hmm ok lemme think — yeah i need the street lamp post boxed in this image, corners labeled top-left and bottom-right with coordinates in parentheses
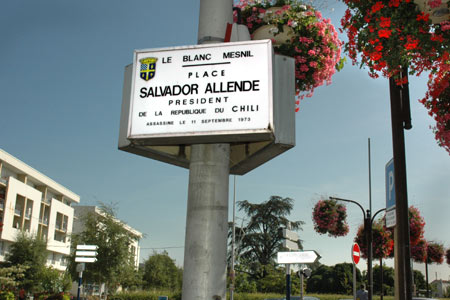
top-left (329, 197), bottom-right (386, 300)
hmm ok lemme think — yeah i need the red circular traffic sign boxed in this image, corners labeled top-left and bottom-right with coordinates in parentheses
top-left (352, 243), bottom-right (361, 265)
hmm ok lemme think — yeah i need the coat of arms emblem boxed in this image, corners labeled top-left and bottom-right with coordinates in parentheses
top-left (139, 57), bottom-right (157, 81)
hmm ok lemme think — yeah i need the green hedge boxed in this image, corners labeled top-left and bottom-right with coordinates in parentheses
top-left (109, 291), bottom-right (181, 300)
top-left (109, 292), bottom-right (400, 300)
top-left (0, 291), bottom-right (15, 300)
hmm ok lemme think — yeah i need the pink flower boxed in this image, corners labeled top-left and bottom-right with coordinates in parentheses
top-left (308, 49), bottom-right (316, 56)
top-left (428, 0), bottom-right (442, 8)
top-left (300, 64), bottom-right (309, 72)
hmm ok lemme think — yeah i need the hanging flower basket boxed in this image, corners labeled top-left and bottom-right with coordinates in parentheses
top-left (235, 0), bottom-right (345, 106)
top-left (312, 199), bottom-right (349, 237)
top-left (411, 239), bottom-right (427, 262)
top-left (427, 241), bottom-right (445, 263)
top-left (419, 53), bottom-right (450, 154)
top-left (354, 219), bottom-right (393, 259)
top-left (446, 248), bottom-right (450, 265)
top-left (409, 206), bottom-right (426, 246)
top-left (340, 0), bottom-right (450, 153)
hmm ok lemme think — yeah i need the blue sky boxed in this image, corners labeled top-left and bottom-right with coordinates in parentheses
top-left (1, 0), bottom-right (449, 282)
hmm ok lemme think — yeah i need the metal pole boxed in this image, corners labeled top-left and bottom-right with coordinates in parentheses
top-left (181, 1), bottom-right (232, 300)
top-left (368, 138), bottom-right (372, 213)
top-left (389, 71), bottom-right (413, 300)
top-left (425, 260), bottom-right (430, 297)
top-left (286, 264), bottom-right (291, 300)
top-left (366, 210), bottom-right (373, 300)
top-left (353, 263), bottom-right (357, 300)
top-left (77, 271), bottom-right (82, 300)
top-left (230, 175), bottom-right (237, 300)
top-left (182, 144), bottom-right (231, 300)
top-left (381, 257), bottom-right (384, 300)
top-left (301, 269), bottom-right (304, 300)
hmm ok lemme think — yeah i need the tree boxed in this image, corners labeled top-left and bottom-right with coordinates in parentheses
top-left (68, 204), bottom-right (138, 293)
top-left (143, 251), bottom-right (182, 291)
top-left (413, 270), bottom-right (426, 292)
top-left (6, 231), bottom-right (47, 292)
top-left (231, 196), bottom-right (304, 280)
top-left (372, 265), bottom-right (395, 296)
top-left (39, 267), bottom-right (72, 294)
top-left (306, 263), bottom-right (361, 294)
top-left (0, 264), bottom-right (27, 291)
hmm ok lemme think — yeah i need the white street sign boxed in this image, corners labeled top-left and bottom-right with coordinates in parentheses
top-left (386, 207), bottom-right (396, 228)
top-left (76, 251), bottom-right (97, 257)
top-left (76, 245), bottom-right (98, 251)
top-left (283, 239), bottom-right (299, 251)
top-left (128, 40), bottom-right (273, 140)
top-left (277, 250), bottom-right (320, 264)
top-left (281, 229), bottom-right (299, 242)
top-left (75, 257), bottom-right (97, 263)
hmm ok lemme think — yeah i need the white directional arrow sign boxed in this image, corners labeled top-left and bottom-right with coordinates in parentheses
top-left (75, 245), bottom-right (98, 263)
top-left (277, 250), bottom-right (321, 264)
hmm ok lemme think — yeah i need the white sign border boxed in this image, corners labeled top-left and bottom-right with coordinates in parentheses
top-left (127, 40), bottom-right (274, 142)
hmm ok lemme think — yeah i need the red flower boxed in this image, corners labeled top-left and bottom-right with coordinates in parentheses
top-left (371, 52), bottom-right (383, 61)
top-left (388, 0), bottom-right (400, 7)
top-left (405, 36), bottom-right (419, 50)
top-left (379, 16), bottom-right (391, 28)
top-left (417, 12), bottom-right (430, 22)
top-left (378, 29), bottom-right (392, 38)
top-left (371, 1), bottom-right (384, 13)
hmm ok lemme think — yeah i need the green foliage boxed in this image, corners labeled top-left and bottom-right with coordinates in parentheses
top-left (413, 270), bottom-right (426, 292)
top-left (68, 203), bottom-right (139, 291)
top-left (143, 251), bottom-right (182, 291)
top-left (372, 264), bottom-right (395, 296)
top-left (0, 291), bottom-right (15, 300)
top-left (306, 263), bottom-right (361, 294)
top-left (39, 268), bottom-right (72, 294)
top-left (109, 291), bottom-right (179, 300)
top-left (232, 196), bottom-right (304, 282)
top-left (0, 264), bottom-right (27, 290)
top-left (233, 272), bottom-right (257, 293)
top-left (5, 231), bottom-right (47, 291)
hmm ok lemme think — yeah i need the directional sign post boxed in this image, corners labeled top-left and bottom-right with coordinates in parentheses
top-left (280, 227), bottom-right (301, 300)
top-left (277, 250), bottom-right (321, 264)
top-left (75, 245), bottom-right (97, 300)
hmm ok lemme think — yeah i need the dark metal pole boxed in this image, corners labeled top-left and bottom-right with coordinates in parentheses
top-left (366, 210), bottom-right (373, 300)
top-left (389, 69), bottom-right (413, 300)
top-left (425, 260), bottom-right (430, 297)
top-left (381, 257), bottom-right (384, 300)
top-left (77, 272), bottom-right (82, 300)
top-left (286, 265), bottom-right (291, 300)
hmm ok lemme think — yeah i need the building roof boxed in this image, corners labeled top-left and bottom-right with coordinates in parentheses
top-left (74, 205), bottom-right (143, 239)
top-left (0, 148), bottom-right (80, 203)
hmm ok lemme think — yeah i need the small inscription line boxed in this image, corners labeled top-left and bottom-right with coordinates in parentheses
top-left (182, 62), bottom-right (231, 67)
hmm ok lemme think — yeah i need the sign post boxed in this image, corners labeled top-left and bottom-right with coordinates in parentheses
top-left (75, 245), bottom-right (97, 300)
top-left (352, 243), bottom-right (361, 300)
top-left (118, 1), bottom-right (295, 299)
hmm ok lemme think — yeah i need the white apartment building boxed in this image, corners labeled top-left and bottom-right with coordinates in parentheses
top-left (72, 206), bottom-right (142, 268)
top-left (0, 149), bottom-right (80, 271)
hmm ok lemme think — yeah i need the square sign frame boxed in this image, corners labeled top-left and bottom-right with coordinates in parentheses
top-left (119, 41), bottom-right (295, 175)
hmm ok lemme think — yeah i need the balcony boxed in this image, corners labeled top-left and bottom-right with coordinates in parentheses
top-left (0, 177), bottom-right (7, 186)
